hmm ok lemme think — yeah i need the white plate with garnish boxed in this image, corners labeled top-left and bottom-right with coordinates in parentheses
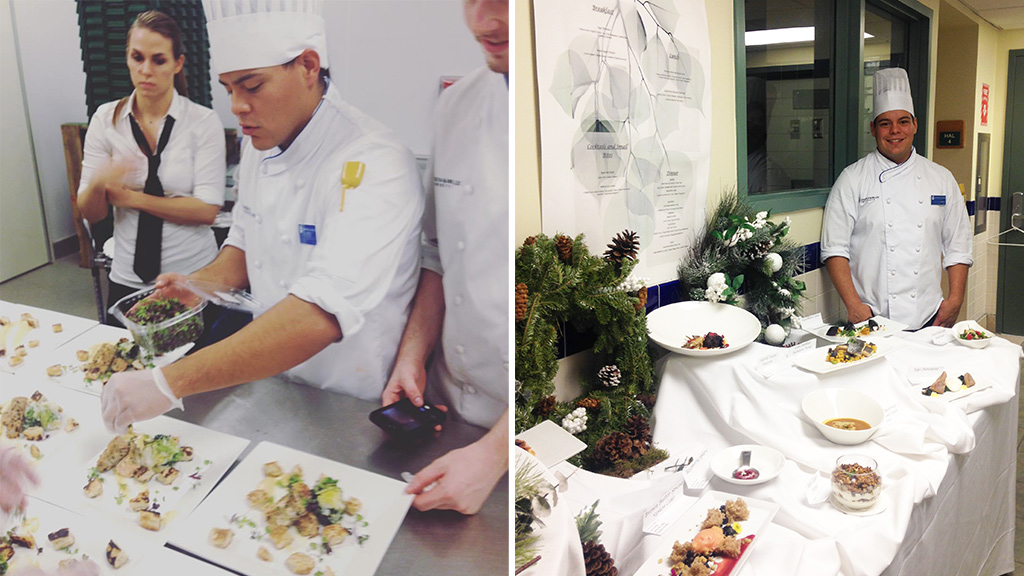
top-left (0, 302), bottom-right (97, 373)
top-left (633, 490), bottom-right (778, 576)
top-left (710, 445), bottom-right (786, 485)
top-left (0, 380), bottom-right (102, 463)
top-left (168, 441), bottom-right (413, 576)
top-left (805, 316), bottom-right (907, 344)
top-left (647, 302), bottom-right (763, 357)
top-left (951, 320), bottom-right (994, 349)
top-left (31, 416), bottom-right (249, 546)
top-left (791, 338), bottom-right (906, 375)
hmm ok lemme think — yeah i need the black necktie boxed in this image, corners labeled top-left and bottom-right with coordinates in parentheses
top-left (128, 114), bottom-right (175, 283)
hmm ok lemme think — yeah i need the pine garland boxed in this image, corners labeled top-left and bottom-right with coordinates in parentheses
top-left (677, 190), bottom-right (806, 337)
top-left (515, 232), bottom-right (663, 474)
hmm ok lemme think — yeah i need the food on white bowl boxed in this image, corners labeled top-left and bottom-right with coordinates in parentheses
top-left (951, 320), bottom-right (993, 349)
top-left (710, 445), bottom-right (786, 485)
top-left (831, 455), bottom-right (882, 510)
top-left (801, 389), bottom-right (884, 445)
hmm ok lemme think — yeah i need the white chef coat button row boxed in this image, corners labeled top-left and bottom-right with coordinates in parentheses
top-left (256, 215), bottom-right (263, 224)
top-left (279, 280), bottom-right (288, 289)
top-left (890, 271), bottom-right (896, 276)
top-left (919, 199), bottom-right (924, 204)
top-left (455, 345), bottom-right (465, 354)
top-left (456, 241), bottom-right (465, 251)
top-left (888, 222), bottom-right (894, 228)
top-left (911, 293), bottom-right (917, 298)
top-left (280, 235), bottom-right (291, 245)
top-left (917, 222), bottom-right (923, 228)
top-left (254, 260), bottom-right (263, 270)
top-left (502, 362), bottom-right (509, 371)
top-left (886, 198), bottom-right (892, 204)
top-left (915, 247), bottom-right (921, 252)
top-left (464, 185), bottom-right (473, 194)
top-left (889, 246), bottom-right (895, 252)
top-left (453, 295), bottom-right (463, 306)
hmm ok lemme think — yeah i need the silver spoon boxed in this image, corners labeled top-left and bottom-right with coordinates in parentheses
top-left (733, 450), bottom-right (760, 480)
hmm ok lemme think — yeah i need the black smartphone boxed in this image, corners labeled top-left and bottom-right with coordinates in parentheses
top-left (369, 398), bottom-right (446, 438)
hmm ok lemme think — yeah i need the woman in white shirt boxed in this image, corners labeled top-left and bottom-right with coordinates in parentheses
top-left (78, 10), bottom-right (225, 325)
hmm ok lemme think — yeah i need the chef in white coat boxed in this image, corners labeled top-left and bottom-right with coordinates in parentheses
top-left (821, 67), bottom-right (972, 330)
top-left (101, 0), bottom-right (423, 432)
top-left (382, 0), bottom-right (508, 515)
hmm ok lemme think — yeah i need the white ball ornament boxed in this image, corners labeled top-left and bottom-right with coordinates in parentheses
top-left (764, 323), bottom-right (786, 345)
top-left (765, 253), bottom-right (783, 273)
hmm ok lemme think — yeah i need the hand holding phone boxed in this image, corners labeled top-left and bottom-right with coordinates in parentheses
top-left (370, 398), bottom-right (447, 439)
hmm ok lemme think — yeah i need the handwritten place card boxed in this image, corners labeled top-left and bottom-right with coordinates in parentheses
top-left (642, 475), bottom-right (689, 535)
top-left (755, 339), bottom-right (817, 378)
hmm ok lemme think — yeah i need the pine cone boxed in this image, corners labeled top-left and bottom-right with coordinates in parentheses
top-left (555, 235), bottom-right (573, 263)
top-left (625, 415), bottom-right (652, 457)
top-left (603, 230), bottom-right (640, 265)
top-left (576, 397), bottom-right (601, 411)
top-left (523, 236), bottom-right (537, 246)
top-left (597, 365), bottom-right (621, 388)
top-left (744, 239), bottom-right (773, 259)
top-left (633, 286), bottom-right (648, 312)
top-left (533, 395), bottom-right (556, 417)
top-left (635, 393), bottom-right (657, 409)
top-left (591, 432), bottom-right (634, 467)
top-left (582, 540), bottom-right (619, 576)
top-left (515, 283), bottom-right (529, 322)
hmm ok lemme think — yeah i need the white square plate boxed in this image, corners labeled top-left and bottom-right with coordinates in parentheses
top-left (805, 316), bottom-right (908, 344)
top-left (633, 490), bottom-right (779, 576)
top-left (515, 420), bottom-right (587, 468)
top-left (168, 441), bottom-right (413, 576)
top-left (0, 302), bottom-right (97, 373)
top-left (30, 416), bottom-right (249, 545)
top-left (0, 379), bottom-right (103, 463)
top-left (791, 338), bottom-right (906, 374)
top-left (31, 324), bottom-right (189, 396)
top-left (2, 496), bottom-right (161, 575)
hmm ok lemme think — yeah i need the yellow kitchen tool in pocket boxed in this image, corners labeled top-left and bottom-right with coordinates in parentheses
top-left (340, 161), bottom-right (366, 211)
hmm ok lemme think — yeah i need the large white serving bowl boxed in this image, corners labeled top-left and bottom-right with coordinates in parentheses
top-left (951, 320), bottom-right (994, 349)
top-left (646, 301), bottom-right (762, 356)
top-left (801, 389), bottom-right (884, 445)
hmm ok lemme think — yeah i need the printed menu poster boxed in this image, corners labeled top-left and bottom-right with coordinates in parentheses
top-left (534, 0), bottom-right (712, 282)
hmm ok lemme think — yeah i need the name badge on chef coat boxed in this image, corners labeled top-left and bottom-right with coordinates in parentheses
top-left (931, 195), bottom-right (946, 206)
top-left (298, 224), bottom-right (317, 245)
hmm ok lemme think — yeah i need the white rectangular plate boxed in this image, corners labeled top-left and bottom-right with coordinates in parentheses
top-left (31, 324), bottom-right (189, 396)
top-left (168, 441), bottom-right (413, 576)
top-left (791, 338), bottom-right (906, 374)
top-left (30, 416), bottom-right (249, 545)
top-left (515, 419), bottom-right (587, 468)
top-left (0, 379), bottom-right (103, 464)
top-left (131, 545), bottom-right (238, 575)
top-left (0, 302), bottom-right (97, 373)
top-left (805, 316), bottom-right (908, 344)
top-left (633, 490), bottom-right (779, 576)
top-left (909, 367), bottom-right (993, 402)
top-left (1, 496), bottom-right (161, 575)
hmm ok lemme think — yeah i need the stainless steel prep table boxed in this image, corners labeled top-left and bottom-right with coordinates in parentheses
top-left (169, 376), bottom-right (509, 575)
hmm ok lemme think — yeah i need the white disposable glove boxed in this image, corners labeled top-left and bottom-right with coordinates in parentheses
top-left (101, 366), bottom-right (183, 433)
top-left (0, 445), bottom-right (38, 513)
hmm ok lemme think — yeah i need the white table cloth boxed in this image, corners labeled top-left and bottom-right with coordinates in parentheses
top-left (521, 327), bottom-right (1021, 576)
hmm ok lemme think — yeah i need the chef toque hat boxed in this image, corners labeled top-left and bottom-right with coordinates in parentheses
top-left (203, 0), bottom-right (329, 75)
top-left (872, 67), bottom-right (914, 120)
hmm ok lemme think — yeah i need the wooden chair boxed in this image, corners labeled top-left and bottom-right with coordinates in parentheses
top-left (61, 123), bottom-right (239, 323)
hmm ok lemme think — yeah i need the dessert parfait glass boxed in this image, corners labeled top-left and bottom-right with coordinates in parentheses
top-left (830, 454), bottom-right (882, 511)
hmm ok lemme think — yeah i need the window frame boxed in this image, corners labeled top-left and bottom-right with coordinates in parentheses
top-left (735, 0), bottom-right (933, 213)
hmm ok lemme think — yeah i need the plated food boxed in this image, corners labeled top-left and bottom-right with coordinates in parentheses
top-left (77, 337), bottom-right (154, 386)
top-left (831, 455), bottom-right (882, 511)
top-left (801, 389), bottom-right (884, 445)
top-left (646, 302), bottom-right (762, 357)
top-left (921, 371), bottom-right (976, 396)
top-left (825, 318), bottom-right (884, 339)
top-left (1, 390), bottom-right (78, 459)
top-left (683, 332), bottom-right (729, 350)
top-left (0, 304), bottom-right (97, 372)
top-left (666, 498), bottom-right (751, 576)
top-left (169, 441), bottom-right (412, 576)
top-left (709, 445), bottom-right (785, 486)
top-left (951, 320), bottom-right (994, 349)
top-left (825, 340), bottom-right (877, 364)
top-left (83, 428), bottom-right (206, 533)
top-left (211, 460), bottom-right (367, 575)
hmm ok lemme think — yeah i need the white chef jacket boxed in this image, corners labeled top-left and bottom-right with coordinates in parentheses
top-left (421, 67), bottom-right (509, 429)
top-left (820, 148), bottom-right (973, 329)
top-left (224, 80), bottom-right (423, 400)
top-left (80, 90), bottom-right (225, 288)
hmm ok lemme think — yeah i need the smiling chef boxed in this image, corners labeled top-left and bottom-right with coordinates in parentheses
top-left (820, 67), bottom-right (972, 331)
top-left (101, 0), bottom-right (423, 432)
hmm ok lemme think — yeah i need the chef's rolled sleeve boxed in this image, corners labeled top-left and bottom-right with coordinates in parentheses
top-left (941, 181), bottom-right (974, 268)
top-left (820, 173), bottom-right (857, 261)
top-left (288, 140), bottom-right (423, 339)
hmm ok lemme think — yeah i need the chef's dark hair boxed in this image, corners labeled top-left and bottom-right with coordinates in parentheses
top-left (113, 10), bottom-right (188, 125)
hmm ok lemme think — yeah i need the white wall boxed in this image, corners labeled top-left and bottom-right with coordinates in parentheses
top-left (11, 0), bottom-right (481, 251)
